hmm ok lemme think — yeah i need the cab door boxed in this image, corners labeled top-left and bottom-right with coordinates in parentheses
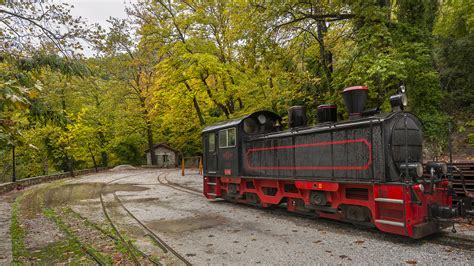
top-left (206, 132), bottom-right (218, 173)
top-left (218, 127), bottom-right (238, 176)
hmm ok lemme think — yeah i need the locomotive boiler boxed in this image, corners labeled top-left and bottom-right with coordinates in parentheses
top-left (202, 85), bottom-right (473, 238)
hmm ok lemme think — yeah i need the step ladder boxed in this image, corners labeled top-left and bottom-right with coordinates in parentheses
top-left (374, 195), bottom-right (406, 228)
top-left (204, 176), bottom-right (220, 198)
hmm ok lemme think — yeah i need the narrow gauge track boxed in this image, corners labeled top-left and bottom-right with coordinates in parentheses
top-left (100, 170), bottom-right (191, 265)
top-left (36, 172), bottom-right (148, 265)
top-left (113, 193), bottom-right (192, 265)
top-left (158, 173), bottom-right (474, 250)
top-left (66, 207), bottom-right (161, 265)
top-left (105, 170), bottom-right (159, 185)
top-left (99, 193), bottom-right (142, 265)
top-left (52, 208), bottom-right (106, 265)
top-left (157, 172), bottom-right (202, 196)
top-left (164, 174), bottom-right (202, 194)
top-left (100, 170), bottom-right (162, 265)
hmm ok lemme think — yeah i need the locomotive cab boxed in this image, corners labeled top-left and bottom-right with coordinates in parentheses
top-left (202, 111), bottom-right (282, 177)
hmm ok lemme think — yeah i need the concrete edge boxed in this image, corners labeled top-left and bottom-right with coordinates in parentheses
top-left (0, 167), bottom-right (107, 195)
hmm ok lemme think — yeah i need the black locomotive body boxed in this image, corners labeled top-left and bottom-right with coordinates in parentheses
top-left (202, 86), bottom-right (473, 238)
top-left (204, 111), bottom-right (422, 182)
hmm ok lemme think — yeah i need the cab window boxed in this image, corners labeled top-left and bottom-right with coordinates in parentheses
top-left (219, 127), bottom-right (236, 148)
top-left (228, 128), bottom-right (236, 146)
top-left (208, 133), bottom-right (216, 152)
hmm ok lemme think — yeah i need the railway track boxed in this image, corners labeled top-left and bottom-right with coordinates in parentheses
top-left (157, 172), bottom-right (202, 196)
top-left (99, 170), bottom-right (191, 265)
top-left (48, 208), bottom-right (107, 265)
top-left (112, 192), bottom-right (192, 265)
top-left (99, 193), bottom-right (142, 265)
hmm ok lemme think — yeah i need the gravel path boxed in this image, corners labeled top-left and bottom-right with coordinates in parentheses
top-left (0, 193), bottom-right (14, 264)
top-left (1, 168), bottom-right (473, 264)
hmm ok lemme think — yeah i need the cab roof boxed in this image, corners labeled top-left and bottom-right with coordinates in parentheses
top-left (202, 110), bottom-right (281, 133)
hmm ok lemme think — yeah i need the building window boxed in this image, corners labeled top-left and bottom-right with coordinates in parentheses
top-left (208, 133), bottom-right (216, 152)
top-left (219, 127), bottom-right (236, 148)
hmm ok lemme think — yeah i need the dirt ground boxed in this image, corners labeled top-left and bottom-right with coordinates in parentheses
top-left (0, 168), bottom-right (473, 264)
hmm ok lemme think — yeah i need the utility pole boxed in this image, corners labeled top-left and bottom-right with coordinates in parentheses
top-left (12, 145), bottom-right (16, 182)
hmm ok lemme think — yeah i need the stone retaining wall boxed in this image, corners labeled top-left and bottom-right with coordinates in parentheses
top-left (0, 168), bottom-right (106, 195)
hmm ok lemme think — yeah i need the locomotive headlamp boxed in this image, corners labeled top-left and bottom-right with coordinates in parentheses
top-left (401, 93), bottom-right (407, 107)
top-left (400, 162), bottom-right (424, 178)
top-left (426, 161), bottom-right (448, 175)
top-left (400, 84), bottom-right (406, 94)
top-left (258, 114), bottom-right (267, 124)
top-left (390, 93), bottom-right (407, 111)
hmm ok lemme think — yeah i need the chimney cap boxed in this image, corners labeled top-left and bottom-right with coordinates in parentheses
top-left (317, 104), bottom-right (337, 110)
top-left (343, 86), bottom-right (368, 92)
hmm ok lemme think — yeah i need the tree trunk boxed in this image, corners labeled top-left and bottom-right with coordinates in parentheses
top-left (200, 74), bottom-right (230, 118)
top-left (11, 145), bottom-right (16, 182)
top-left (98, 131), bottom-right (108, 167)
top-left (237, 98), bottom-right (244, 109)
top-left (184, 81), bottom-right (205, 125)
top-left (146, 122), bottom-right (157, 165)
top-left (137, 93), bottom-right (157, 166)
top-left (222, 80), bottom-right (235, 113)
top-left (42, 156), bottom-right (48, 175)
top-left (87, 143), bottom-right (99, 172)
top-left (64, 151), bottom-right (74, 177)
top-left (192, 97), bottom-right (205, 125)
top-left (316, 21), bottom-right (333, 82)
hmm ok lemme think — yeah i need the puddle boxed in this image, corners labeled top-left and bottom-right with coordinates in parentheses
top-left (148, 215), bottom-right (226, 233)
top-left (119, 196), bottom-right (161, 204)
top-left (22, 183), bottom-right (149, 217)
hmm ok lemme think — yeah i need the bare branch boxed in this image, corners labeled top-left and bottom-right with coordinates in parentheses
top-left (0, 8), bottom-right (70, 57)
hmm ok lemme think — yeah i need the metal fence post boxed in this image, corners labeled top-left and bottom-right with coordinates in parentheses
top-left (182, 158), bottom-right (185, 176)
top-left (199, 157), bottom-right (203, 175)
top-left (12, 145), bottom-right (16, 182)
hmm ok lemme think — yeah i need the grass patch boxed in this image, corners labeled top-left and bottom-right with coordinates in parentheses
top-left (28, 239), bottom-right (85, 264)
top-left (61, 206), bottom-right (140, 262)
top-left (43, 208), bottom-right (108, 264)
top-left (10, 180), bottom-right (103, 264)
top-left (10, 195), bottom-right (27, 264)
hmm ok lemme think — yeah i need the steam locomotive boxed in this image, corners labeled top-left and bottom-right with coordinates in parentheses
top-left (202, 85), bottom-right (473, 238)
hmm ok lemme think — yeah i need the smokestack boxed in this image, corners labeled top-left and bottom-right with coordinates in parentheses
top-left (288, 106), bottom-right (307, 128)
top-left (342, 86), bottom-right (368, 119)
top-left (317, 104), bottom-right (337, 123)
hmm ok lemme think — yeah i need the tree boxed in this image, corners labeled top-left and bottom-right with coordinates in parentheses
top-left (91, 18), bottom-right (163, 165)
top-left (0, 1), bottom-right (89, 57)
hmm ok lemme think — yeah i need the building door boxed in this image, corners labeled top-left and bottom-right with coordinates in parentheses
top-left (156, 155), bottom-right (163, 167)
top-left (206, 132), bottom-right (218, 173)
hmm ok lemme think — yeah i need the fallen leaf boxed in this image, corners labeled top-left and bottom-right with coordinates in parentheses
top-left (406, 260), bottom-right (417, 265)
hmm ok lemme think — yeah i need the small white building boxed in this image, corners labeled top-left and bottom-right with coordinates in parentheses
top-left (145, 143), bottom-right (178, 167)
